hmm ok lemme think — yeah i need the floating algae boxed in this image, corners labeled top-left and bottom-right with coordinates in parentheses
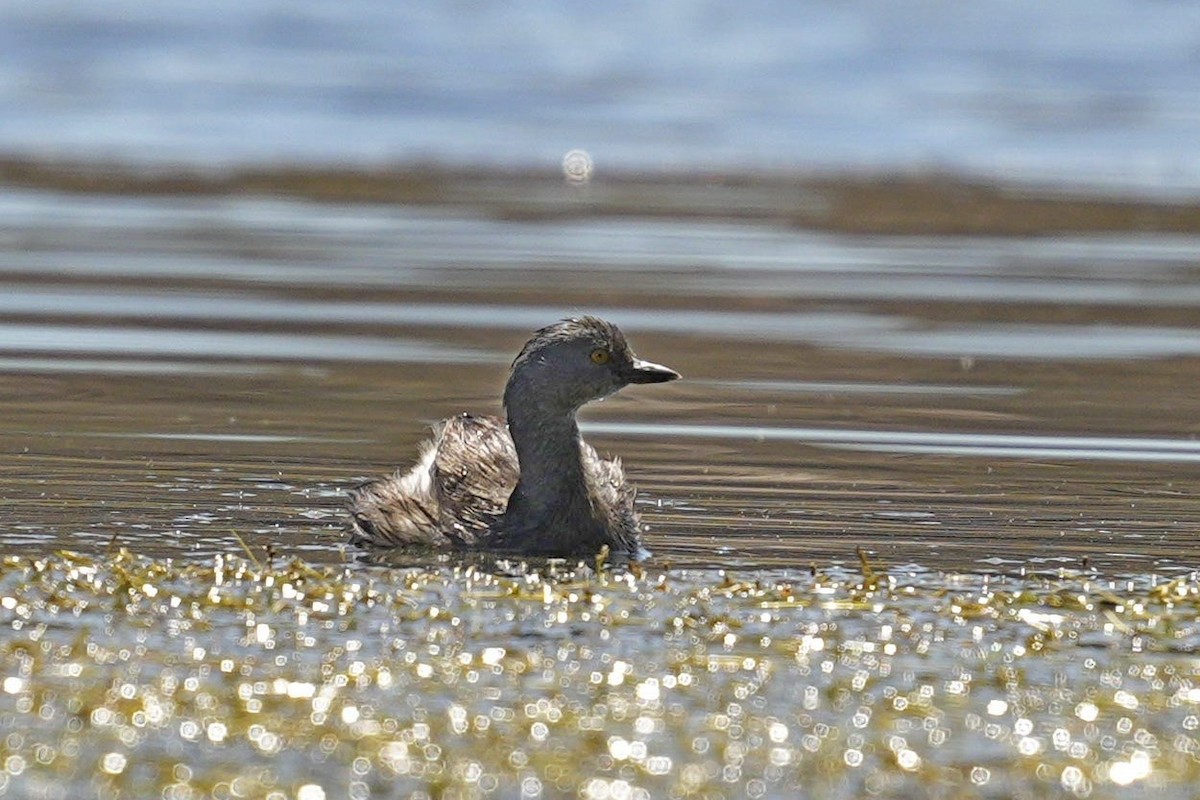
top-left (3, 551), bottom-right (1200, 799)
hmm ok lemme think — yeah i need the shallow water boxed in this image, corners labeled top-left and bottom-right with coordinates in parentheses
top-left (2, 186), bottom-right (1198, 573)
top-left (2, 182), bottom-right (1200, 798)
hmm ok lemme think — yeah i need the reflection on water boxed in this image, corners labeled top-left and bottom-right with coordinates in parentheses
top-left (8, 292), bottom-right (1200, 359)
top-left (585, 422), bottom-right (1200, 462)
top-left (0, 188), bottom-right (1198, 577)
top-left (700, 379), bottom-right (1024, 397)
top-left (0, 322), bottom-right (491, 363)
top-left (4, 191), bottom-right (1200, 371)
top-left (0, 357), bottom-right (286, 375)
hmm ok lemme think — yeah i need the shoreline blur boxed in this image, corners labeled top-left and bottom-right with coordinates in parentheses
top-left (5, 155), bottom-right (1200, 237)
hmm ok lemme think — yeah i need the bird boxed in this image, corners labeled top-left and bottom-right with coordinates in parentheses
top-left (347, 316), bottom-right (680, 558)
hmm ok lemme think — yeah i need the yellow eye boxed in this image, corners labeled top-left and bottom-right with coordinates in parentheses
top-left (589, 348), bottom-right (611, 365)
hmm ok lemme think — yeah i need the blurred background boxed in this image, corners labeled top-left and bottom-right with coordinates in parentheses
top-left (3, 1), bottom-right (1200, 190)
top-left (1, 0), bottom-right (1200, 569)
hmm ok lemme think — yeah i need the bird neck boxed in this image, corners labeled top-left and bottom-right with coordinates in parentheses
top-left (504, 381), bottom-right (588, 517)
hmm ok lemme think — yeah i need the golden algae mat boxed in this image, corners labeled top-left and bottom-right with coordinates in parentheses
top-left (3, 550), bottom-right (1200, 800)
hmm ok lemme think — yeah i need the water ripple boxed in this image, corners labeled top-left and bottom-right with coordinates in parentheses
top-left (585, 422), bottom-right (1200, 463)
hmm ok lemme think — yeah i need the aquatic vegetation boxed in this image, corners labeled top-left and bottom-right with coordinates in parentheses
top-left (3, 551), bottom-right (1200, 799)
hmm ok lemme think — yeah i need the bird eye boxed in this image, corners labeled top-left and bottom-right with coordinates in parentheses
top-left (589, 348), bottom-right (611, 365)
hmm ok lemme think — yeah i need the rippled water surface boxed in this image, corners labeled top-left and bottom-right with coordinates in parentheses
top-left (2, 187), bottom-right (1198, 573)
top-left (2, 184), bottom-right (1200, 798)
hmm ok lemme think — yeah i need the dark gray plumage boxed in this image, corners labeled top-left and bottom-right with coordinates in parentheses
top-left (347, 317), bottom-right (680, 557)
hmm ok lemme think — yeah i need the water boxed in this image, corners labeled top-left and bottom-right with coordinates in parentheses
top-left (3, 2), bottom-right (1200, 193)
top-left (2, 186), bottom-right (1198, 574)
top-left (3, 183), bottom-right (1200, 798)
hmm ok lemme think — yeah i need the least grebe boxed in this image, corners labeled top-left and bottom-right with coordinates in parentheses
top-left (347, 317), bottom-right (679, 557)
